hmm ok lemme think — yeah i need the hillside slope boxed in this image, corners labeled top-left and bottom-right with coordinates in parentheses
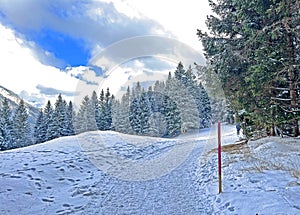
top-left (0, 125), bottom-right (299, 214)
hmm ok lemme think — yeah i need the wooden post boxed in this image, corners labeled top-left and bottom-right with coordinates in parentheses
top-left (218, 122), bottom-right (222, 193)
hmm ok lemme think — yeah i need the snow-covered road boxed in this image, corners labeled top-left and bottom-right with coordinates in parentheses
top-left (1, 125), bottom-right (299, 214)
top-left (0, 126), bottom-right (226, 214)
top-left (85, 133), bottom-right (217, 214)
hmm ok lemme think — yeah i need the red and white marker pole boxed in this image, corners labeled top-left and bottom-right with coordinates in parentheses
top-left (218, 122), bottom-right (222, 193)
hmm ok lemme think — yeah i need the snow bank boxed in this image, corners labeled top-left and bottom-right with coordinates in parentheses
top-left (213, 135), bottom-right (300, 214)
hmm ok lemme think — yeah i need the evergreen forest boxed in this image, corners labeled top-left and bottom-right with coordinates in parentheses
top-left (0, 63), bottom-right (212, 150)
top-left (197, 0), bottom-right (299, 137)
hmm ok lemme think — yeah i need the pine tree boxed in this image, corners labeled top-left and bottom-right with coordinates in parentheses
top-left (0, 98), bottom-right (13, 150)
top-left (171, 64), bottom-right (210, 131)
top-left (75, 95), bottom-right (96, 133)
top-left (195, 63), bottom-right (228, 123)
top-left (129, 85), bottom-right (152, 135)
top-left (47, 94), bottom-right (67, 139)
top-left (147, 91), bottom-right (169, 137)
top-left (65, 101), bottom-right (75, 136)
top-left (198, 83), bottom-right (212, 128)
top-left (103, 88), bottom-right (113, 130)
top-left (91, 91), bottom-right (101, 130)
top-left (98, 89), bottom-right (105, 130)
top-left (135, 82), bottom-right (142, 96)
top-left (129, 96), bottom-right (144, 134)
top-left (44, 100), bottom-right (54, 141)
top-left (162, 94), bottom-right (181, 136)
top-left (111, 98), bottom-right (121, 131)
top-left (56, 95), bottom-right (67, 137)
top-left (12, 99), bottom-right (32, 148)
top-left (33, 109), bottom-right (46, 144)
top-left (139, 92), bottom-right (151, 134)
top-left (116, 86), bottom-right (133, 134)
top-left (258, 0), bottom-right (299, 136)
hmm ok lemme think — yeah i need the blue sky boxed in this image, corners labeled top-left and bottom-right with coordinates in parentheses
top-left (30, 29), bottom-right (89, 67)
top-left (0, 0), bottom-right (210, 107)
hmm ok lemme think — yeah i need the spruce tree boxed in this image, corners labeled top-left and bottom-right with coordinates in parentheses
top-left (56, 94), bottom-right (67, 137)
top-left (162, 94), bottom-right (181, 136)
top-left (103, 88), bottom-right (113, 130)
top-left (91, 91), bottom-right (101, 130)
top-left (75, 95), bottom-right (96, 133)
top-left (98, 89), bottom-right (105, 130)
top-left (65, 101), bottom-right (75, 136)
top-left (0, 98), bottom-right (13, 150)
top-left (33, 109), bottom-right (46, 144)
top-left (12, 99), bottom-right (31, 148)
top-left (47, 94), bottom-right (66, 139)
top-left (194, 82), bottom-right (212, 128)
top-left (117, 87), bottom-right (133, 134)
top-left (169, 66), bottom-right (202, 131)
top-left (147, 90), bottom-right (164, 136)
top-left (111, 98), bottom-right (121, 131)
top-left (139, 92), bottom-right (151, 134)
top-left (129, 84), bottom-right (152, 135)
top-left (44, 100), bottom-right (54, 141)
top-left (130, 95), bottom-right (144, 134)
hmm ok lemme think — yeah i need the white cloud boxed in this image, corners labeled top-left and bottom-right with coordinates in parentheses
top-left (0, 23), bottom-right (83, 107)
top-left (103, 0), bottom-right (212, 51)
top-left (99, 59), bottom-right (171, 100)
top-left (90, 36), bottom-right (205, 75)
top-left (0, 0), bottom-right (212, 108)
top-left (0, 0), bottom-right (167, 62)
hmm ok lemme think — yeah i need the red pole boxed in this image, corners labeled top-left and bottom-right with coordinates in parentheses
top-left (218, 122), bottom-right (222, 193)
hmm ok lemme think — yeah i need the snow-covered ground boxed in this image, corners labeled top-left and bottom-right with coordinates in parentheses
top-left (0, 124), bottom-right (299, 214)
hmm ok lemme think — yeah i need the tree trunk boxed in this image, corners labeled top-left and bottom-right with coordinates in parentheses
top-left (286, 0), bottom-right (299, 137)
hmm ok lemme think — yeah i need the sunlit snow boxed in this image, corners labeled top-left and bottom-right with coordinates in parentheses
top-left (0, 124), bottom-right (299, 214)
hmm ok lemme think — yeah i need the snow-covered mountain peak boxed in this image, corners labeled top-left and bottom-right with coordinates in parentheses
top-left (0, 85), bottom-right (39, 124)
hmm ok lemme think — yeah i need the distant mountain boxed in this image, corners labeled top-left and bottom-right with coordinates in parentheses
top-left (0, 85), bottom-right (39, 127)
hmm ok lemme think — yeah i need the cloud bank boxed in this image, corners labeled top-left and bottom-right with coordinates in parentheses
top-left (0, 0), bottom-right (168, 67)
top-left (0, 0), bottom-right (209, 108)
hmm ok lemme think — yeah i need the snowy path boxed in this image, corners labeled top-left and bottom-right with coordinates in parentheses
top-left (76, 128), bottom-right (224, 214)
top-left (0, 126), bottom-right (226, 214)
top-left (86, 137), bottom-right (215, 214)
top-left (3, 125), bottom-right (298, 214)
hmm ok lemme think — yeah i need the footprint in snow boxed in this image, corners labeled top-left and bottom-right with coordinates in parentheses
top-left (68, 164), bottom-right (76, 168)
top-left (27, 174), bottom-right (33, 180)
top-left (10, 175), bottom-right (21, 179)
top-left (35, 182), bottom-right (42, 190)
top-left (62, 203), bottom-right (72, 207)
top-left (41, 197), bottom-right (54, 203)
top-left (228, 206), bottom-right (235, 212)
top-left (220, 202), bottom-right (230, 210)
top-left (67, 178), bottom-right (75, 183)
top-left (249, 178), bottom-right (260, 183)
top-left (239, 190), bottom-right (247, 194)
